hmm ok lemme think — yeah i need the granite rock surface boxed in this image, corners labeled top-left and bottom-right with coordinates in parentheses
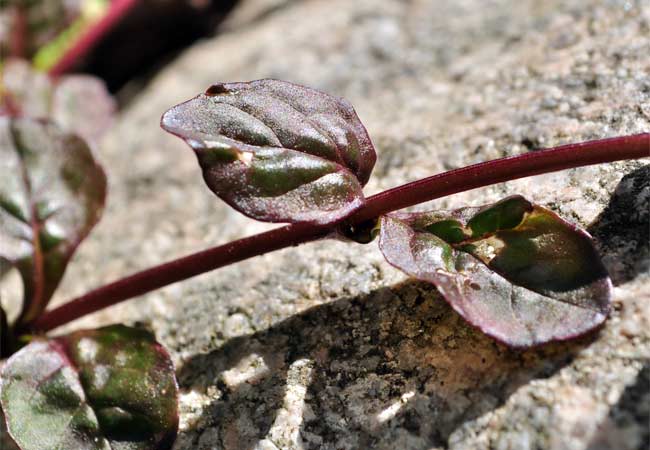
top-left (4, 0), bottom-right (649, 449)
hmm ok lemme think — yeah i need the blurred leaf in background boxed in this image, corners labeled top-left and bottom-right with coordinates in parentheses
top-left (0, 0), bottom-right (109, 69)
top-left (0, 59), bottom-right (115, 142)
top-left (1, 0), bottom-right (238, 97)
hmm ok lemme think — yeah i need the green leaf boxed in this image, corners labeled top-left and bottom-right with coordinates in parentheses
top-left (0, 324), bottom-right (179, 450)
top-left (378, 196), bottom-right (612, 347)
top-left (161, 79), bottom-right (376, 225)
top-left (0, 117), bottom-right (106, 327)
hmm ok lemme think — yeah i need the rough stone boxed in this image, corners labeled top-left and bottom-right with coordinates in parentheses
top-left (4, 0), bottom-right (649, 448)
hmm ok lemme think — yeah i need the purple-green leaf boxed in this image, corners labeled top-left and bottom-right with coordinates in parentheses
top-left (378, 195), bottom-right (612, 347)
top-left (0, 117), bottom-right (106, 327)
top-left (0, 324), bottom-right (179, 449)
top-left (161, 79), bottom-right (376, 225)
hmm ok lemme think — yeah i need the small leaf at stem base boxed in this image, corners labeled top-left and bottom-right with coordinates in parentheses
top-left (378, 195), bottom-right (612, 347)
top-left (161, 79), bottom-right (376, 225)
top-left (0, 324), bottom-right (179, 450)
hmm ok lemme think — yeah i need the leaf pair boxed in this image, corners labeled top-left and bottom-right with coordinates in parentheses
top-left (162, 79), bottom-right (612, 347)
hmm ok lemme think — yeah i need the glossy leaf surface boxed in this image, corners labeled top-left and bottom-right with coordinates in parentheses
top-left (0, 325), bottom-right (179, 449)
top-left (379, 196), bottom-right (611, 347)
top-left (161, 79), bottom-right (376, 224)
top-left (0, 117), bottom-right (106, 326)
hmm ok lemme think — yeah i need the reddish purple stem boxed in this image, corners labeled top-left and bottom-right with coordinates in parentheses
top-left (10, 6), bottom-right (27, 59)
top-left (31, 133), bottom-right (649, 332)
top-left (355, 133), bottom-right (649, 222)
top-left (49, 0), bottom-right (139, 76)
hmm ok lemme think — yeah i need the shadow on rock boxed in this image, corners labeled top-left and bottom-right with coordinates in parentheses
top-left (177, 280), bottom-right (597, 449)
top-left (586, 361), bottom-right (649, 450)
top-left (589, 165), bottom-right (650, 286)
